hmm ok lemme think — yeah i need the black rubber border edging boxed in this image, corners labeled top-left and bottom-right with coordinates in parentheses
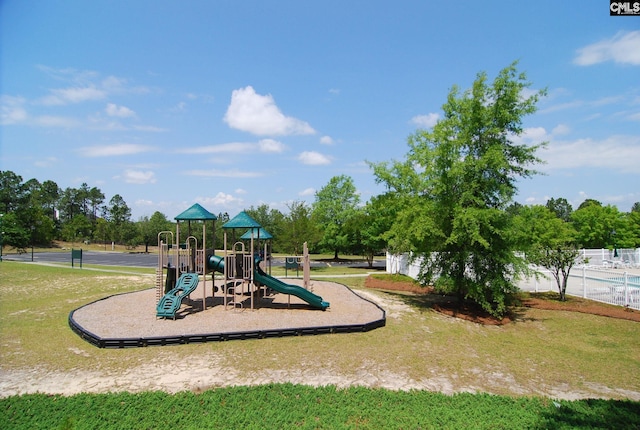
top-left (69, 284), bottom-right (386, 349)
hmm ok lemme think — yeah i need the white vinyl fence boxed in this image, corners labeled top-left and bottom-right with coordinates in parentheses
top-left (387, 249), bottom-right (640, 311)
top-left (519, 266), bottom-right (640, 310)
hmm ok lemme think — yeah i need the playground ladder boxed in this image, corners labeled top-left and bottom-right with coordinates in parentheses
top-left (155, 267), bottom-right (163, 304)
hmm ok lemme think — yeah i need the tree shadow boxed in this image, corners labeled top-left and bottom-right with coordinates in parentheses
top-left (381, 290), bottom-right (533, 325)
top-left (536, 398), bottom-right (640, 430)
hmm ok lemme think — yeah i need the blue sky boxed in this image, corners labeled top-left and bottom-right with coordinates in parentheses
top-left (2, 1), bottom-right (639, 220)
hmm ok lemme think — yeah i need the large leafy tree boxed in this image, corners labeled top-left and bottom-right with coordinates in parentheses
top-left (278, 201), bottom-right (319, 254)
top-left (571, 202), bottom-right (626, 249)
top-left (545, 197), bottom-right (573, 222)
top-left (345, 194), bottom-right (397, 267)
top-left (245, 204), bottom-right (285, 245)
top-left (371, 62), bottom-right (545, 318)
top-left (138, 211), bottom-right (173, 253)
top-left (312, 175), bottom-right (360, 260)
top-left (61, 214), bottom-right (93, 244)
top-left (628, 208), bottom-right (640, 248)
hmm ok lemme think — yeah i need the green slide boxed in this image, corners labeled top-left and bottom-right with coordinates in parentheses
top-left (156, 272), bottom-right (200, 318)
top-left (208, 255), bottom-right (329, 310)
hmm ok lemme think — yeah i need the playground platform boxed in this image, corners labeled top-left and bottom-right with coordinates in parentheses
top-left (69, 279), bottom-right (386, 348)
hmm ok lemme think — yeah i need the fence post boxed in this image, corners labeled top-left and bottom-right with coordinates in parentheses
top-left (582, 265), bottom-right (587, 298)
top-left (624, 271), bottom-right (629, 307)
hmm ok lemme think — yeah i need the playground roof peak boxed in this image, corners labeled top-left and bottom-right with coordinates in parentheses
top-left (223, 211), bottom-right (261, 229)
top-left (174, 203), bottom-right (217, 221)
top-left (240, 227), bottom-right (273, 240)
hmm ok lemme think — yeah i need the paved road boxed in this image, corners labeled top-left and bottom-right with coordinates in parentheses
top-left (3, 251), bottom-right (158, 267)
top-left (2, 251), bottom-right (386, 270)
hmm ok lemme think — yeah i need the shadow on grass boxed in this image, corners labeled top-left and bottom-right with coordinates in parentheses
top-left (539, 398), bottom-right (640, 430)
top-left (379, 290), bottom-right (532, 325)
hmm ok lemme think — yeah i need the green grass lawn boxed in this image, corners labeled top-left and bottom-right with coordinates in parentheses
top-left (1, 261), bottom-right (639, 429)
top-left (3, 385), bottom-right (639, 429)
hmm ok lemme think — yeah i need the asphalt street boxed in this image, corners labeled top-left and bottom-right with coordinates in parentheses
top-left (2, 251), bottom-right (158, 267)
top-left (2, 251), bottom-right (386, 270)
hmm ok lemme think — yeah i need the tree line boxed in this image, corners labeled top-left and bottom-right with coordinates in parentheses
top-left (0, 169), bottom-right (370, 258)
top-left (2, 62), bottom-right (639, 317)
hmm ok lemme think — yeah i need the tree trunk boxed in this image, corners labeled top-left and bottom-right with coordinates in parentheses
top-left (366, 252), bottom-right (373, 268)
top-left (334, 249), bottom-right (339, 260)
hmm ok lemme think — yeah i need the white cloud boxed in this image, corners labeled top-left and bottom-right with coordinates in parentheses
top-left (574, 30), bottom-right (640, 66)
top-left (170, 101), bottom-right (187, 113)
top-left (101, 76), bottom-right (127, 92)
top-left (0, 95), bottom-right (28, 124)
top-left (132, 125), bottom-right (168, 132)
top-left (135, 199), bottom-right (154, 207)
top-left (78, 143), bottom-right (155, 157)
top-left (185, 169), bottom-right (263, 178)
top-left (298, 151), bottom-right (331, 165)
top-left (258, 138), bottom-right (286, 153)
top-left (509, 127), bottom-right (550, 146)
top-left (121, 169), bottom-right (157, 184)
top-left (539, 100), bottom-right (584, 114)
top-left (178, 142), bottom-right (254, 154)
top-left (410, 113), bottom-right (440, 128)
top-left (34, 157), bottom-right (59, 168)
top-left (33, 115), bottom-right (81, 128)
top-left (37, 65), bottom-right (99, 84)
top-left (299, 187), bottom-right (315, 196)
top-left (540, 135), bottom-right (640, 173)
top-left (179, 140), bottom-right (285, 155)
top-left (552, 124), bottom-right (571, 135)
top-left (197, 192), bottom-right (243, 207)
top-left (521, 126), bottom-right (548, 141)
top-left (223, 86), bottom-right (315, 136)
top-left (40, 86), bottom-right (107, 105)
top-left (105, 103), bottom-right (136, 118)
top-left (320, 135), bottom-right (334, 145)
top-left (235, 188), bottom-right (247, 194)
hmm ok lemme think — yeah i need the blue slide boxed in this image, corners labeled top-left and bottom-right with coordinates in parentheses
top-left (156, 272), bottom-right (200, 318)
top-left (208, 255), bottom-right (329, 310)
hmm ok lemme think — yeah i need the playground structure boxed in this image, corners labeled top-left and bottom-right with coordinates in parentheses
top-left (156, 205), bottom-right (328, 319)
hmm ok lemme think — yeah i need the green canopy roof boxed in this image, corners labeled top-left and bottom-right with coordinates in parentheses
top-left (240, 227), bottom-right (273, 240)
top-left (174, 203), bottom-right (217, 221)
top-left (222, 211), bottom-right (261, 229)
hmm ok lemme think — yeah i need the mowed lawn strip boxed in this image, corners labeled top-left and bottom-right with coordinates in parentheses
top-left (2, 385), bottom-right (640, 429)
